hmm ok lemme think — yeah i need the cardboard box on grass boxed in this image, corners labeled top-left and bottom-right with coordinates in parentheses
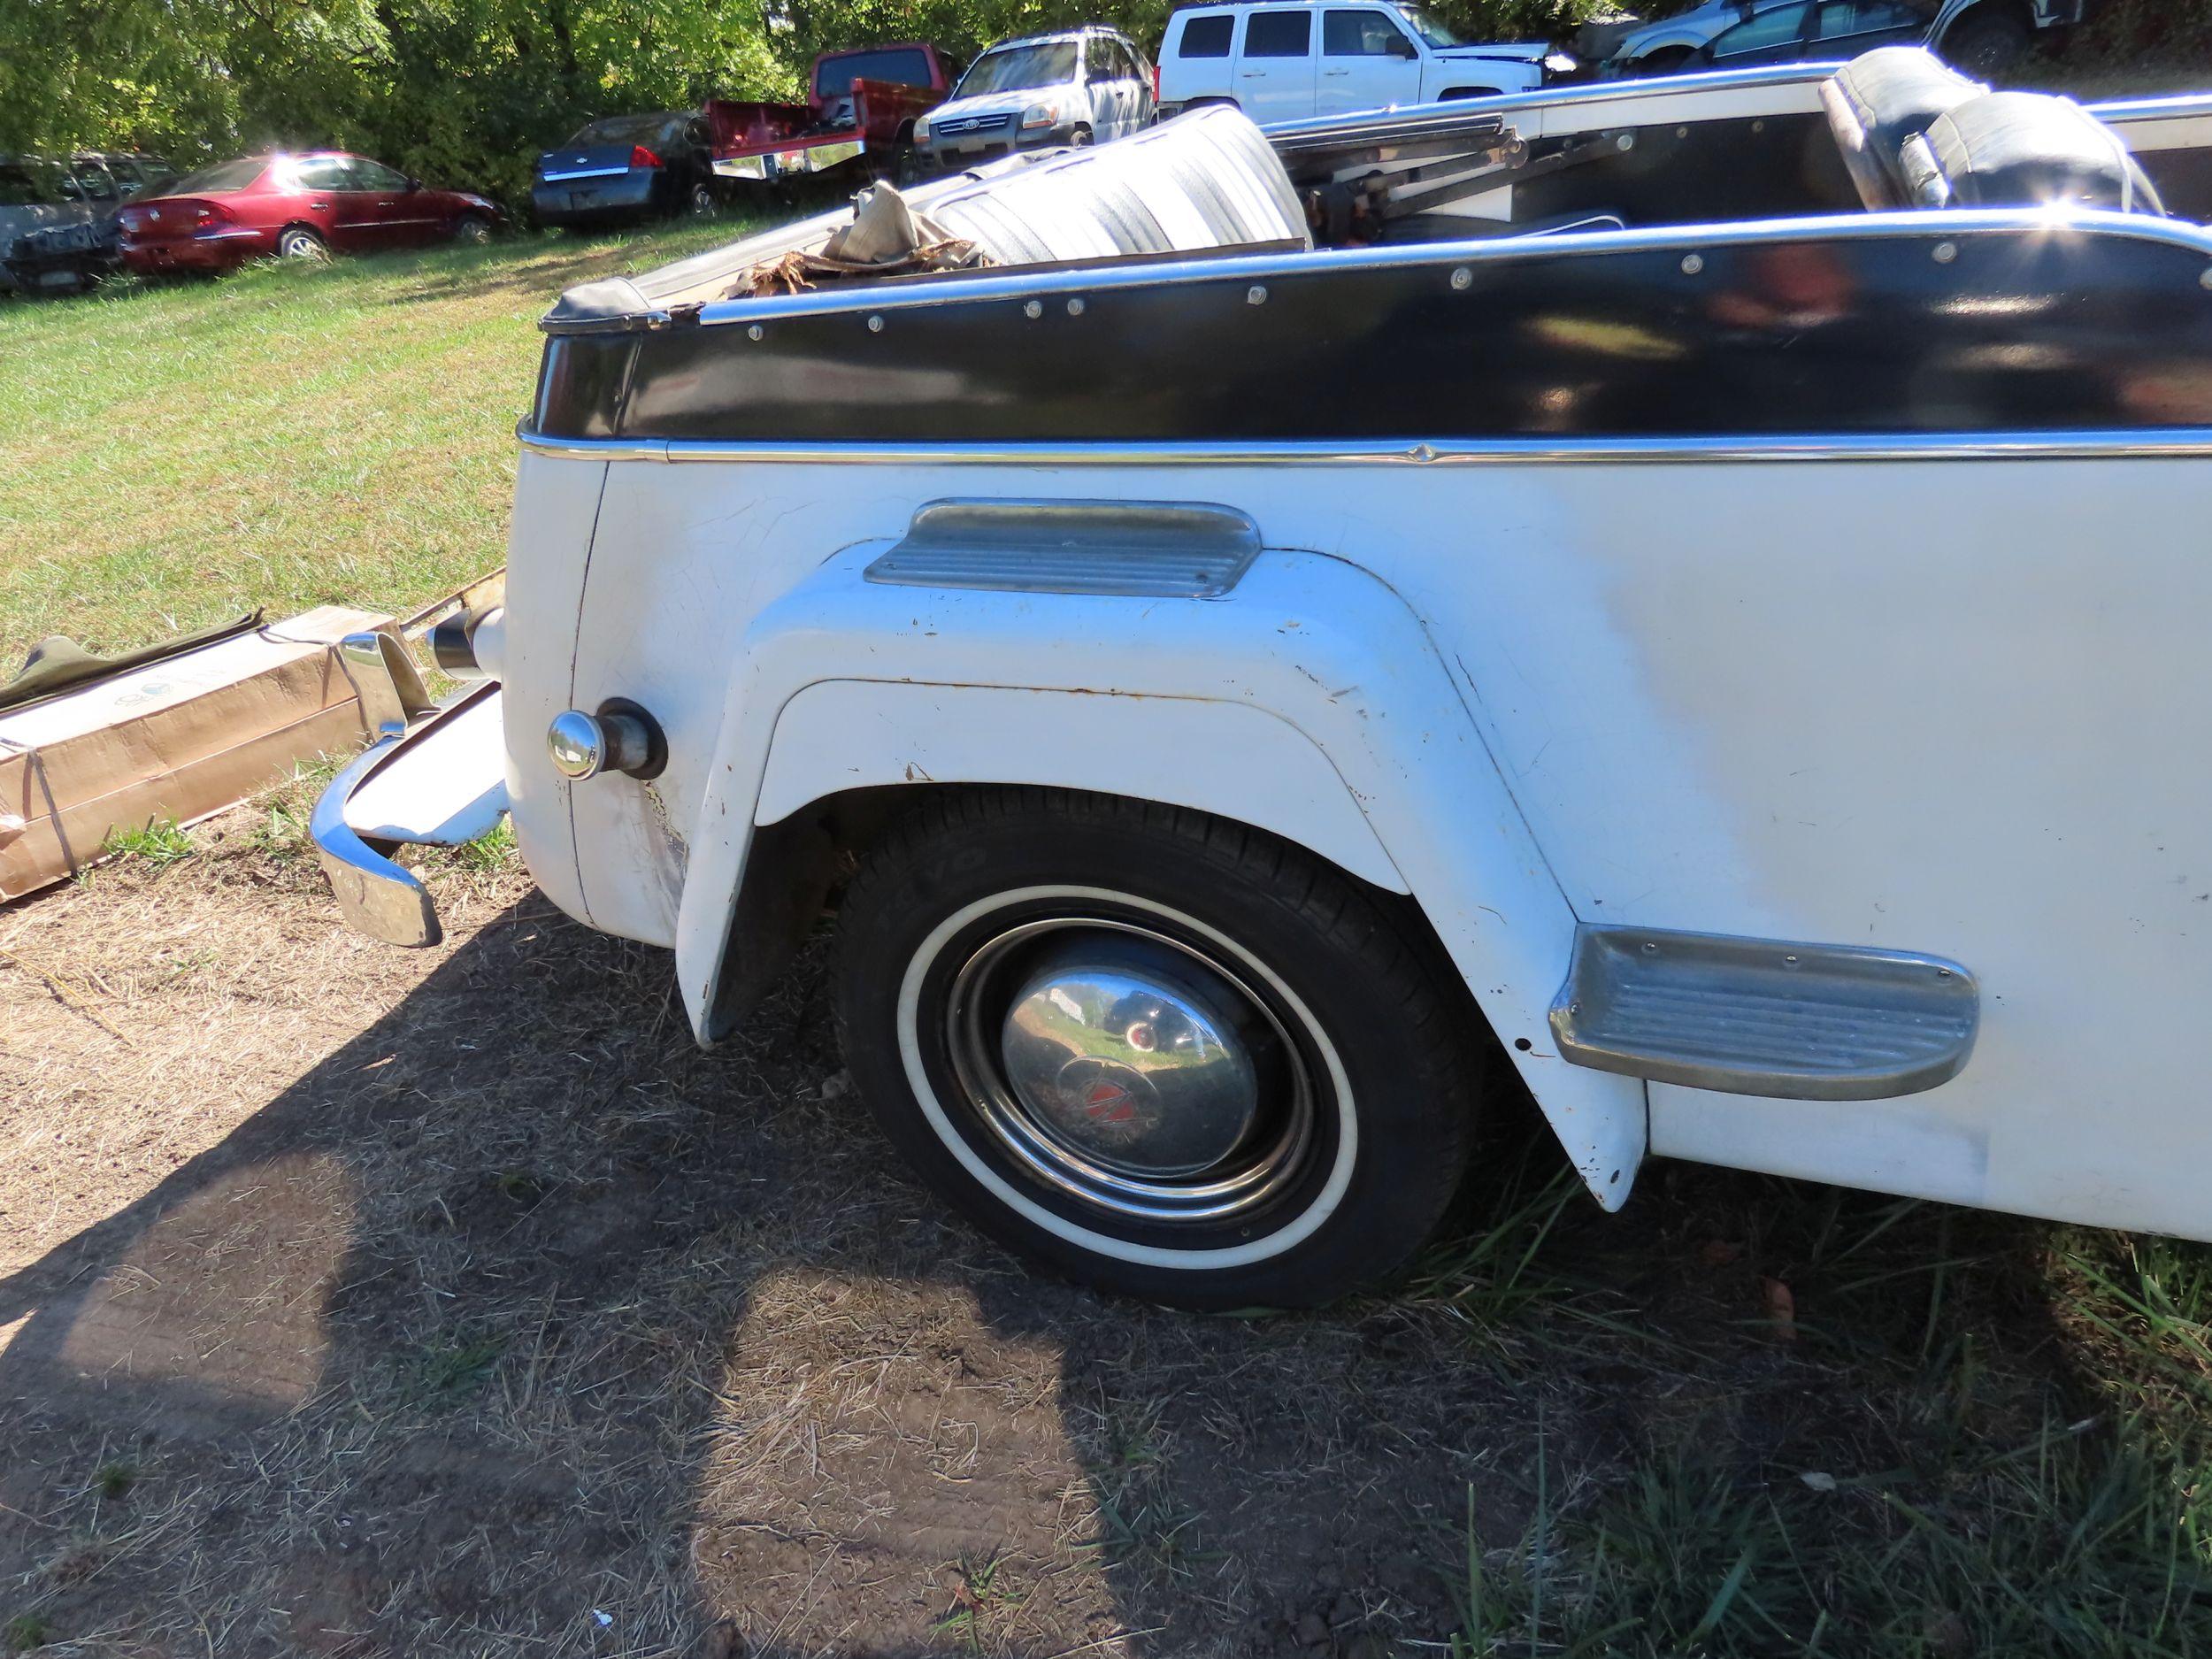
top-left (0, 606), bottom-right (388, 900)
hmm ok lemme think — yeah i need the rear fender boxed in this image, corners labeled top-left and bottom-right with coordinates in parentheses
top-left (675, 541), bottom-right (1648, 1207)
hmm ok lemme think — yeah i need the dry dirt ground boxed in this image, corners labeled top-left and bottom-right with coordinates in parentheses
top-left (0, 799), bottom-right (2169, 1658)
top-left (2, 810), bottom-right (1548, 1658)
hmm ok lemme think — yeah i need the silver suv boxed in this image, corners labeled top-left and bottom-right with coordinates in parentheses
top-left (914, 27), bottom-right (1156, 172)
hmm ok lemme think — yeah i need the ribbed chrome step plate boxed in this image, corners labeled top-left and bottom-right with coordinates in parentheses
top-left (864, 499), bottom-right (1261, 598)
top-left (1549, 925), bottom-right (1978, 1101)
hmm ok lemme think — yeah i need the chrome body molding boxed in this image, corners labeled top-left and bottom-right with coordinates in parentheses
top-left (516, 426), bottom-right (2212, 467)
top-left (676, 207), bottom-right (2212, 331)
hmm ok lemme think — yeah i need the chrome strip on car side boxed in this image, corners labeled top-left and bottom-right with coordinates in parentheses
top-left (516, 426), bottom-right (2212, 466)
top-left (674, 208), bottom-right (2212, 332)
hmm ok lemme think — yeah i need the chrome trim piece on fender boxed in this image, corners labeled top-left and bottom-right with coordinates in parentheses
top-left (516, 425), bottom-right (2212, 467)
top-left (676, 208), bottom-right (2212, 332)
top-left (1549, 924), bottom-right (1979, 1101)
top-left (866, 499), bottom-right (1262, 596)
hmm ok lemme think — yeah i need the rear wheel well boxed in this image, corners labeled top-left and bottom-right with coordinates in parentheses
top-left (1184, 95), bottom-right (1240, 111)
top-left (274, 222), bottom-right (327, 257)
top-left (1628, 43), bottom-right (1695, 75)
top-left (710, 783), bottom-right (1486, 1050)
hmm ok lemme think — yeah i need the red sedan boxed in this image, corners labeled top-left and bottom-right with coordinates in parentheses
top-left (118, 152), bottom-right (500, 274)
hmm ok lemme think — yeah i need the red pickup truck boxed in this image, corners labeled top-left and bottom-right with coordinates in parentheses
top-left (708, 43), bottom-right (953, 189)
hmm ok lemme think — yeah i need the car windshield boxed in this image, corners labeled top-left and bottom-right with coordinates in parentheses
top-left (566, 113), bottom-right (680, 148)
top-left (955, 41), bottom-right (1079, 96)
top-left (1395, 6), bottom-right (1461, 47)
top-left (818, 47), bottom-right (934, 96)
top-left (160, 157), bottom-right (269, 197)
top-left (0, 158), bottom-right (63, 206)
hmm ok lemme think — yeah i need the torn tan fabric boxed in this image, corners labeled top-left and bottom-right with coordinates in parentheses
top-left (737, 183), bottom-right (990, 296)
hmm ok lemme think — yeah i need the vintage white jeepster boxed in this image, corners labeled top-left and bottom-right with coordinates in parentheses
top-left (316, 49), bottom-right (2212, 1309)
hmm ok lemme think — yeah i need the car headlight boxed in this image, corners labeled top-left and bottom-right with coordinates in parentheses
top-left (1542, 50), bottom-right (1578, 74)
top-left (913, 116), bottom-right (931, 142)
top-left (1021, 103), bottom-right (1060, 131)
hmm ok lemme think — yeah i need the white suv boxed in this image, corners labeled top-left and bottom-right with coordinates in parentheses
top-left (1157, 1), bottom-right (1566, 122)
top-left (916, 27), bottom-right (1156, 171)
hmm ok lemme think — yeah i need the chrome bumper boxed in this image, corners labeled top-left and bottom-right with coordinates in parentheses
top-left (314, 671), bottom-right (508, 948)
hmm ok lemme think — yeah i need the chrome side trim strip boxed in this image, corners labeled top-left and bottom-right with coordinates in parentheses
top-left (687, 208), bottom-right (2212, 330)
top-left (516, 426), bottom-right (2212, 467)
top-left (541, 165), bottom-right (631, 181)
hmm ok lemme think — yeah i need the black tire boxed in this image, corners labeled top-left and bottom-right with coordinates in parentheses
top-left (1942, 9), bottom-right (2032, 80)
top-left (1069, 124), bottom-right (1094, 147)
top-left (452, 211), bottom-right (494, 246)
top-left (275, 225), bottom-right (328, 261)
top-left (833, 789), bottom-right (1483, 1311)
top-left (687, 178), bottom-right (717, 217)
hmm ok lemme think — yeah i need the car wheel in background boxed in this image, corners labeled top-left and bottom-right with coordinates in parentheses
top-left (1070, 125), bottom-right (1094, 146)
top-left (1942, 11), bottom-right (2032, 80)
top-left (687, 180), bottom-right (717, 216)
top-left (889, 131), bottom-right (920, 186)
top-left (1630, 45), bottom-right (1694, 76)
top-left (453, 212), bottom-right (493, 246)
top-left (833, 789), bottom-right (1485, 1311)
top-left (275, 226), bottom-right (328, 261)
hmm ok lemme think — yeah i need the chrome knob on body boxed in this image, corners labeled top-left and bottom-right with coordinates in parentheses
top-left (547, 704), bottom-right (663, 780)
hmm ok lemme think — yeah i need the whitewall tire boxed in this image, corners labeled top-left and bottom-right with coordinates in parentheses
top-left (833, 789), bottom-right (1483, 1310)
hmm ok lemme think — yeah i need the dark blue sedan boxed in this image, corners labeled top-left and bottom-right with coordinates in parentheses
top-left (531, 111), bottom-right (718, 227)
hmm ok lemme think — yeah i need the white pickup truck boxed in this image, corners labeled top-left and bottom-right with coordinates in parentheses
top-left (318, 50), bottom-right (2212, 1311)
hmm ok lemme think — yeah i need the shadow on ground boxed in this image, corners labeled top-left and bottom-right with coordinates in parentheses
top-left (0, 859), bottom-right (2185, 1656)
top-left (0, 886), bottom-right (1534, 1656)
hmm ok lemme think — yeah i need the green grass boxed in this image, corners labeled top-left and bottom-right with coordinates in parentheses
top-left (96, 817), bottom-right (195, 867)
top-left (0, 219), bottom-right (758, 666)
top-left (1416, 1155), bottom-right (2212, 1655)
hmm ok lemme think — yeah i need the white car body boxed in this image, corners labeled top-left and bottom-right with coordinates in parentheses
top-left (1158, 1), bottom-right (1556, 122)
top-left (318, 53), bottom-right (2212, 1303)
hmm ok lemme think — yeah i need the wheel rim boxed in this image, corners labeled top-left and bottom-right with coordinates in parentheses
top-left (940, 912), bottom-right (1319, 1225)
top-left (280, 231), bottom-right (323, 260)
top-left (690, 185), bottom-right (714, 214)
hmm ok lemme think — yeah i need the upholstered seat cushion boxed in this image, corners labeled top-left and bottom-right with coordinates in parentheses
top-left (1820, 46), bottom-right (1985, 209)
top-left (1924, 91), bottom-right (2163, 212)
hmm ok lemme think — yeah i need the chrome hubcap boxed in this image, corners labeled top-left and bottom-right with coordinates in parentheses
top-left (944, 918), bottom-right (1316, 1225)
